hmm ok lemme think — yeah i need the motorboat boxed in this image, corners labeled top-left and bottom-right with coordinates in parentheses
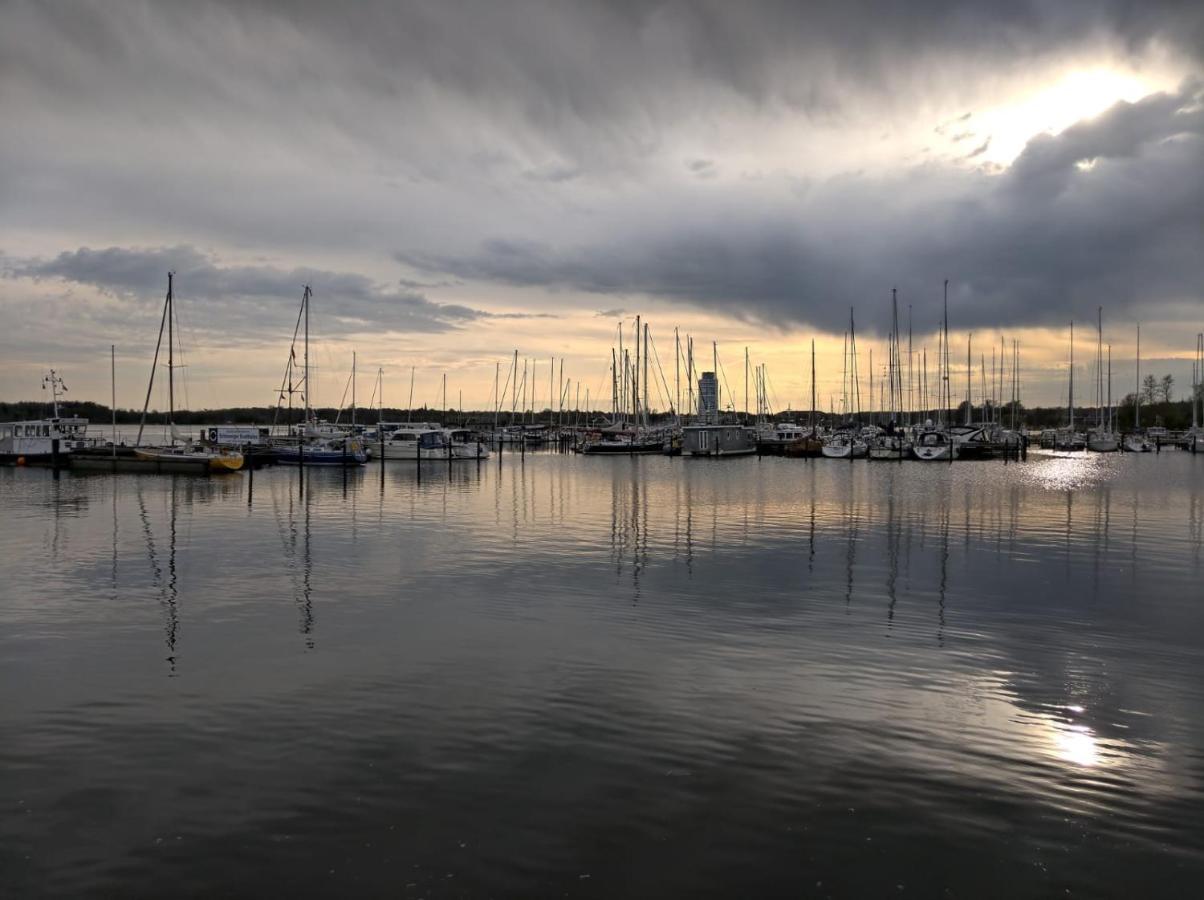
top-left (1121, 432), bottom-right (1152, 453)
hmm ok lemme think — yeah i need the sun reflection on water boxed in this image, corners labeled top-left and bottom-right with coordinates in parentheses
top-left (1055, 724), bottom-right (1100, 767)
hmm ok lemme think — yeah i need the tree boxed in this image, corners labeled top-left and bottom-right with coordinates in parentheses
top-left (1160, 374), bottom-right (1174, 403)
top-left (1141, 374), bottom-right (1159, 405)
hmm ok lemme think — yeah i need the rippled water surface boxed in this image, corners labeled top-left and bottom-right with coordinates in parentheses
top-left (3, 451), bottom-right (1204, 897)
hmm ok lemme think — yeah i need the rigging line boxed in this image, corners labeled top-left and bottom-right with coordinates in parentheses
top-left (716, 353), bottom-right (736, 413)
top-left (332, 361), bottom-right (354, 425)
top-left (764, 367), bottom-right (782, 416)
top-left (646, 330), bottom-right (675, 414)
top-left (274, 292), bottom-right (308, 428)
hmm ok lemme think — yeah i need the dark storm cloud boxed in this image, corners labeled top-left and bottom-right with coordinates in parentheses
top-left (2, 0), bottom-right (1202, 352)
top-left (7, 246), bottom-right (515, 336)
top-left (399, 82), bottom-right (1204, 334)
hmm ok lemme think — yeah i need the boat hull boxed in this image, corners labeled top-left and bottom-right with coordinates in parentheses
top-left (135, 448), bottom-right (245, 472)
top-left (274, 448), bottom-right (367, 466)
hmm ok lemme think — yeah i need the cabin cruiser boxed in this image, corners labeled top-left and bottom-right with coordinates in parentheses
top-left (377, 425), bottom-right (488, 460)
top-left (1, 370), bottom-right (98, 465)
top-left (0, 416), bottom-right (94, 464)
top-left (755, 422), bottom-right (811, 455)
top-left (947, 424), bottom-right (1004, 459)
top-left (1121, 432), bottom-right (1152, 453)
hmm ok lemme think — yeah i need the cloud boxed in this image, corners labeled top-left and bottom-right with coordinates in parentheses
top-left (397, 82), bottom-right (1204, 335)
top-left (2, 0), bottom-right (1203, 405)
top-left (964, 137), bottom-right (992, 158)
top-left (6, 245), bottom-right (512, 337)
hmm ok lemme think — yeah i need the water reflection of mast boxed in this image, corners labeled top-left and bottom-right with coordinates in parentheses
top-left (135, 482), bottom-right (177, 673)
top-left (937, 481), bottom-right (950, 646)
top-left (299, 483), bottom-right (314, 648)
top-left (885, 478), bottom-right (899, 627)
top-left (844, 480), bottom-right (858, 611)
top-left (630, 472), bottom-right (643, 603)
top-left (807, 464), bottom-right (816, 574)
top-left (111, 481), bottom-right (119, 600)
top-left (166, 478), bottom-right (179, 670)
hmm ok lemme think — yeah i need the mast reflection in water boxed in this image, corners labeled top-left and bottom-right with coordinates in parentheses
top-left (2, 451), bottom-right (1203, 898)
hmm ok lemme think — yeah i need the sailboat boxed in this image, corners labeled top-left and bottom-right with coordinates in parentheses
top-left (1187, 333), bottom-right (1204, 453)
top-left (868, 290), bottom-right (908, 460)
top-left (134, 273), bottom-right (243, 472)
top-left (1121, 324), bottom-right (1151, 452)
top-left (1086, 308), bottom-right (1119, 452)
top-left (912, 282), bottom-right (954, 461)
top-left (1053, 321), bottom-right (1086, 451)
top-left (271, 285), bottom-right (367, 466)
top-left (823, 313), bottom-right (868, 459)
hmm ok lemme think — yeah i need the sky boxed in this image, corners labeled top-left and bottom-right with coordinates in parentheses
top-left (2, 0), bottom-right (1202, 415)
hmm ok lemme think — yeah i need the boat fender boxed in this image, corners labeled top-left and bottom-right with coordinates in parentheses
top-left (16, 456), bottom-right (26, 466)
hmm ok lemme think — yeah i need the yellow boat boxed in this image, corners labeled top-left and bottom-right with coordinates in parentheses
top-left (134, 447), bottom-right (244, 472)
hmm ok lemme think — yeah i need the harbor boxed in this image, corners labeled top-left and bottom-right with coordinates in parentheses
top-left (6, 2), bottom-right (1204, 896)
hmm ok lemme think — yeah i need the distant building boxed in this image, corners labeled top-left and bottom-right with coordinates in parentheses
top-left (698, 371), bottom-right (718, 422)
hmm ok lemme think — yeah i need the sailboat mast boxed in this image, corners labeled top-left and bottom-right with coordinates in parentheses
top-left (1135, 324), bottom-right (1141, 430)
top-left (965, 333), bottom-right (972, 426)
top-left (643, 323), bottom-right (649, 428)
top-left (1069, 321), bottom-right (1075, 431)
top-left (303, 284), bottom-right (310, 426)
top-left (810, 339), bottom-right (816, 434)
top-left (137, 273), bottom-right (172, 447)
top-left (633, 316), bottom-right (641, 426)
top-left (166, 271), bottom-right (176, 436)
top-left (1097, 307), bottom-right (1104, 430)
top-left (907, 304), bottom-right (913, 426)
top-left (611, 349), bottom-right (619, 422)
top-left (352, 351), bottom-right (357, 427)
top-left (674, 327), bottom-right (680, 415)
top-left (1107, 343), bottom-right (1113, 432)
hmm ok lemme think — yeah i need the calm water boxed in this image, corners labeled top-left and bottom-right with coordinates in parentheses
top-left (3, 451), bottom-right (1204, 898)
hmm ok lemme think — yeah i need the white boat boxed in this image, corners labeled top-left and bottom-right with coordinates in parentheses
top-left (1085, 310), bottom-right (1119, 453)
top-left (1122, 433), bottom-right (1152, 453)
top-left (821, 430), bottom-right (867, 459)
top-left (1, 371), bottom-right (95, 465)
top-left (911, 428), bottom-right (953, 461)
top-left (1086, 428), bottom-right (1119, 452)
top-left (378, 425), bottom-right (489, 460)
top-left (866, 432), bottom-right (907, 460)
